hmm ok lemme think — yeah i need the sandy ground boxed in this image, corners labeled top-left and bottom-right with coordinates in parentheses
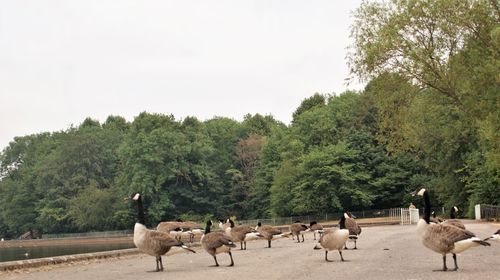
top-left (1, 222), bottom-right (499, 280)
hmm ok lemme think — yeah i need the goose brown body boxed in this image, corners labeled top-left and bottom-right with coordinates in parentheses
top-left (256, 222), bottom-right (287, 248)
top-left (221, 219), bottom-right (261, 250)
top-left (290, 222), bottom-right (308, 243)
top-left (415, 188), bottom-right (490, 271)
top-left (201, 221), bottom-right (236, 266)
top-left (130, 193), bottom-right (195, 272)
top-left (344, 213), bottom-right (361, 249)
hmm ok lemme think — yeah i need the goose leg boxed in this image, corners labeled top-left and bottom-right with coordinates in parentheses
top-left (344, 243), bottom-right (348, 250)
top-left (314, 232), bottom-right (316, 240)
top-left (212, 255), bottom-right (220, 267)
top-left (353, 239), bottom-right (357, 249)
top-left (228, 252), bottom-right (234, 267)
top-left (244, 241), bottom-right (247, 250)
top-left (301, 234), bottom-right (305, 242)
top-left (452, 253), bottom-right (458, 271)
top-left (296, 234), bottom-right (300, 243)
top-left (440, 254), bottom-right (448, 271)
top-left (155, 256), bottom-right (161, 272)
top-left (325, 251), bottom-right (331, 262)
top-left (159, 256), bottom-right (164, 271)
top-left (240, 241), bottom-right (244, 250)
top-left (339, 250), bottom-right (345, 261)
top-left (268, 240), bottom-right (271, 248)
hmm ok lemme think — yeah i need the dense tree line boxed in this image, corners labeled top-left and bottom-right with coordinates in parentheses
top-left (0, 0), bottom-right (498, 237)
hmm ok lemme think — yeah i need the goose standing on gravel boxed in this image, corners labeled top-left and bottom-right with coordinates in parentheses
top-left (220, 219), bottom-right (262, 250)
top-left (201, 220), bottom-right (237, 267)
top-left (413, 188), bottom-right (490, 271)
top-left (255, 222), bottom-right (289, 248)
top-left (129, 193), bottom-right (195, 272)
top-left (442, 206), bottom-right (465, 230)
top-left (485, 229), bottom-right (500, 242)
top-left (309, 221), bottom-right (324, 240)
top-left (157, 220), bottom-right (204, 243)
top-left (344, 212), bottom-right (361, 249)
top-left (290, 221), bottom-right (309, 243)
top-left (313, 215), bottom-right (349, 262)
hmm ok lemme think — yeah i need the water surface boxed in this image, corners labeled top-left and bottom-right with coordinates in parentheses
top-left (0, 242), bottom-right (134, 263)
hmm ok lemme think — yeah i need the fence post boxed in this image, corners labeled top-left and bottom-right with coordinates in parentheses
top-left (475, 204), bottom-right (481, 220)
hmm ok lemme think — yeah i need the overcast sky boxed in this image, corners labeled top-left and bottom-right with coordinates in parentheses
top-left (0, 0), bottom-right (364, 151)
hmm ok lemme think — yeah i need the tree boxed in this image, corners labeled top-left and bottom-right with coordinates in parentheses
top-left (292, 93), bottom-right (327, 122)
top-left (349, 0), bottom-right (499, 114)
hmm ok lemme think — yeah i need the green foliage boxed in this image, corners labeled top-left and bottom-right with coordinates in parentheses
top-left (349, 0), bottom-right (500, 215)
top-left (0, 0), bottom-right (497, 235)
top-left (292, 93), bottom-right (327, 122)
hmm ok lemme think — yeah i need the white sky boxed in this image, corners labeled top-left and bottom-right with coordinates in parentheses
top-left (0, 0), bottom-right (364, 151)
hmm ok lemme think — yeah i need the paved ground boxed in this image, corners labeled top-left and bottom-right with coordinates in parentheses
top-left (1, 222), bottom-right (499, 280)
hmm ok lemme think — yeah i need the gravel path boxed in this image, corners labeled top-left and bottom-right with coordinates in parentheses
top-left (2, 222), bottom-right (499, 280)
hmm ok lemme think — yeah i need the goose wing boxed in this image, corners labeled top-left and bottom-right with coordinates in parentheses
top-left (157, 221), bottom-right (183, 232)
top-left (442, 219), bottom-right (465, 230)
top-left (147, 230), bottom-right (182, 245)
top-left (205, 232), bottom-right (236, 249)
top-left (345, 218), bottom-right (361, 235)
top-left (430, 224), bottom-right (475, 246)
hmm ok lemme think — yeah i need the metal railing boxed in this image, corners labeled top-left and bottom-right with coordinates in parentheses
top-left (478, 204), bottom-right (500, 221)
top-left (235, 207), bottom-right (443, 227)
top-left (43, 230), bottom-right (133, 239)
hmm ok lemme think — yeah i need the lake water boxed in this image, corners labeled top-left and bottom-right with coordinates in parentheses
top-left (0, 242), bottom-right (135, 263)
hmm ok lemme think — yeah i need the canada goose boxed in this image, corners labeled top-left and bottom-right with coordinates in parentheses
top-left (431, 211), bottom-right (444, 223)
top-left (313, 215), bottom-right (349, 262)
top-left (309, 221), bottom-right (324, 240)
top-left (157, 220), bottom-right (204, 243)
top-left (255, 222), bottom-right (289, 248)
top-left (201, 220), bottom-right (237, 266)
top-left (220, 219), bottom-right (262, 250)
top-left (441, 206), bottom-right (465, 230)
top-left (290, 221), bottom-right (308, 243)
top-left (414, 188), bottom-right (490, 271)
top-left (344, 212), bottom-right (361, 249)
top-left (130, 193), bottom-right (195, 272)
top-left (484, 229), bottom-right (500, 242)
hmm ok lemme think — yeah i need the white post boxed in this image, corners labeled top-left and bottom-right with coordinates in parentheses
top-left (475, 204), bottom-right (482, 220)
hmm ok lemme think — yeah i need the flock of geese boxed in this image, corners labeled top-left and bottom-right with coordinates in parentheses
top-left (128, 189), bottom-right (499, 273)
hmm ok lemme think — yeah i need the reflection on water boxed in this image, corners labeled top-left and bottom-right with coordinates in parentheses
top-left (0, 242), bottom-right (135, 263)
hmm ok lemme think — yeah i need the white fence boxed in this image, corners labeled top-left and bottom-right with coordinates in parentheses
top-left (399, 208), bottom-right (420, 225)
top-left (475, 204), bottom-right (500, 221)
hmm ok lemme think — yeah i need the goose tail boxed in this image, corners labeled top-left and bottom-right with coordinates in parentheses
top-left (473, 240), bottom-right (490, 246)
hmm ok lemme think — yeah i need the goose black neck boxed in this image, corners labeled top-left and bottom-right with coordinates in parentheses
top-left (339, 216), bottom-right (346, 229)
top-left (136, 196), bottom-right (146, 225)
top-left (450, 207), bottom-right (456, 219)
top-left (229, 220), bottom-right (235, 228)
top-left (423, 190), bottom-right (431, 224)
top-left (205, 222), bottom-right (211, 234)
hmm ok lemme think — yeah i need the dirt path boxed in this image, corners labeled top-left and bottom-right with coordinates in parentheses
top-left (1, 222), bottom-right (499, 280)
